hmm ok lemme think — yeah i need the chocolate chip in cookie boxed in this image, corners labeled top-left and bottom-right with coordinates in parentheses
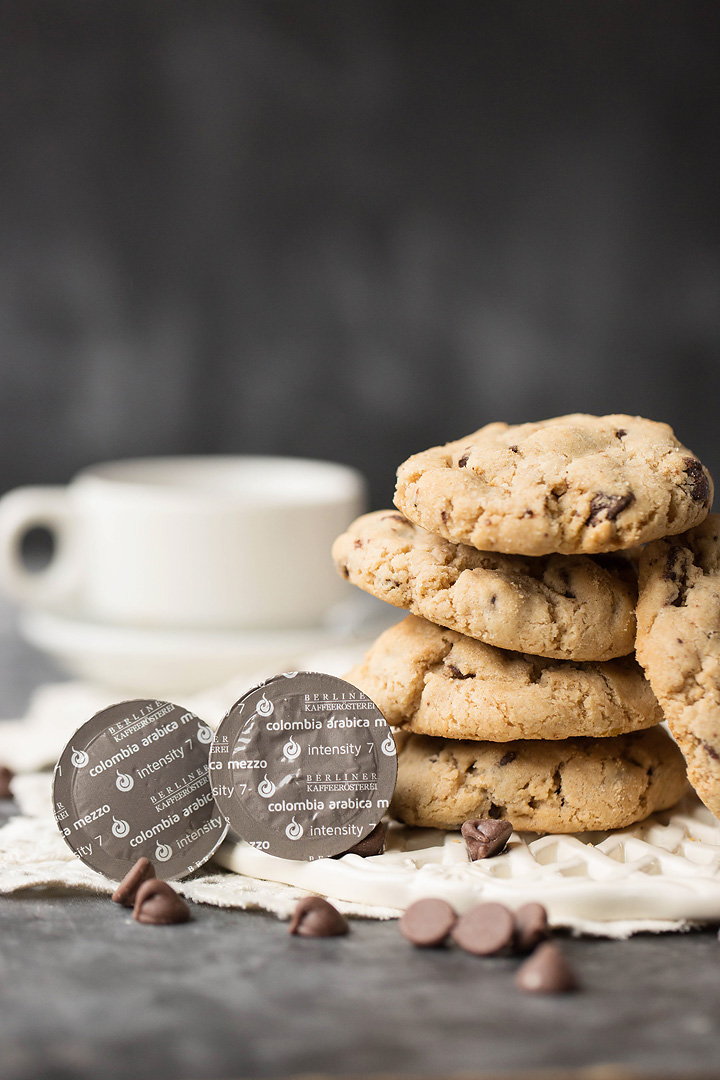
top-left (587, 492), bottom-right (635, 526)
top-left (683, 457), bottom-right (711, 504)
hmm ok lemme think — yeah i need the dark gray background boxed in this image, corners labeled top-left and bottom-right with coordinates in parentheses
top-left (1, 0), bottom-right (719, 508)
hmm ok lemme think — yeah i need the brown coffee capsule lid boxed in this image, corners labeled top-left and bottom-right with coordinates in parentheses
top-left (209, 671), bottom-right (397, 860)
top-left (53, 700), bottom-right (227, 881)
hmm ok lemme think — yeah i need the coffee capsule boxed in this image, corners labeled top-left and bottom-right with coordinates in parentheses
top-left (209, 672), bottom-right (397, 860)
top-left (53, 700), bottom-right (227, 881)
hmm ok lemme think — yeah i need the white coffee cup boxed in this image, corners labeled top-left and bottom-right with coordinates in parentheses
top-left (0, 456), bottom-right (366, 630)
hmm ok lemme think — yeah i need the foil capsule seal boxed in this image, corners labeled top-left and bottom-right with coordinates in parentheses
top-left (209, 672), bottom-right (397, 860)
top-left (53, 699), bottom-right (227, 881)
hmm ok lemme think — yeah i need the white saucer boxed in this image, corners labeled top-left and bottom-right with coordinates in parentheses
top-left (19, 597), bottom-right (395, 696)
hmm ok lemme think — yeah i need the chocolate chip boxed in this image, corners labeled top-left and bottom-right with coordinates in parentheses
top-left (340, 564), bottom-right (350, 578)
top-left (663, 545), bottom-right (680, 580)
top-left (440, 510), bottom-right (448, 524)
top-left (289, 897), bottom-right (349, 937)
top-left (663, 545), bottom-right (691, 607)
top-left (451, 902), bottom-right (515, 956)
top-left (457, 453), bottom-right (469, 468)
top-left (461, 819), bottom-right (513, 860)
top-left (508, 445), bottom-right (519, 453)
top-left (587, 492), bottom-right (635, 526)
top-left (133, 879), bottom-right (190, 925)
top-left (353, 538), bottom-right (363, 549)
top-left (0, 765), bottom-right (14, 800)
top-left (615, 429), bottom-right (627, 439)
top-left (446, 663), bottom-right (473, 680)
top-left (112, 857), bottom-right (156, 907)
top-left (498, 751), bottom-right (516, 767)
top-left (704, 741), bottom-right (720, 762)
top-left (516, 941), bottom-right (578, 993)
top-left (514, 902), bottom-right (549, 953)
top-left (683, 457), bottom-right (711, 504)
top-left (400, 898), bottom-right (457, 947)
top-left (333, 822), bottom-right (386, 858)
top-left (557, 567), bottom-right (576, 599)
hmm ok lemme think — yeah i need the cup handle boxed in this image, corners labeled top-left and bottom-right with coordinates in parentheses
top-left (0, 486), bottom-right (77, 607)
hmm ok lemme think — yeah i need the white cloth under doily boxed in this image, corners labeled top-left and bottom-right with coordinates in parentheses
top-left (3, 676), bottom-right (720, 938)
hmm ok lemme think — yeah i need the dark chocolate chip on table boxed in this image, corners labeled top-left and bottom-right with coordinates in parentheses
top-left (516, 941), bottom-right (578, 993)
top-left (0, 765), bottom-right (14, 800)
top-left (514, 902), bottom-right (549, 954)
top-left (133, 879), bottom-right (190, 925)
top-left (333, 822), bottom-right (387, 859)
top-left (451, 902), bottom-right (515, 956)
top-left (461, 818), bottom-right (513, 861)
top-left (112, 857), bottom-right (156, 907)
top-left (400, 898), bottom-right (457, 947)
top-left (289, 897), bottom-right (349, 938)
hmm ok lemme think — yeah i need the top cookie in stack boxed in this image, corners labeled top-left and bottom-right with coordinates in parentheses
top-left (334, 414), bottom-right (712, 834)
top-left (393, 413), bottom-right (711, 557)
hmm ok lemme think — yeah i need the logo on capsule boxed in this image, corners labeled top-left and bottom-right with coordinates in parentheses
top-left (111, 817), bottom-right (130, 838)
top-left (258, 775), bottom-right (276, 798)
top-left (197, 724), bottom-right (213, 745)
top-left (256, 695), bottom-right (274, 717)
top-left (285, 817), bottom-right (304, 841)
top-left (116, 770), bottom-right (134, 792)
top-left (381, 735), bottom-right (396, 757)
top-left (282, 736), bottom-right (301, 762)
top-left (155, 843), bottom-right (172, 862)
top-left (71, 747), bottom-right (89, 768)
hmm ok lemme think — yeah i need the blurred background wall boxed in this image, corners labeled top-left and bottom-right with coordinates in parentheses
top-left (0, 0), bottom-right (718, 509)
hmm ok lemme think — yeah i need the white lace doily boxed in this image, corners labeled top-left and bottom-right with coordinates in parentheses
top-left (215, 794), bottom-right (720, 936)
top-left (4, 770), bottom-right (720, 938)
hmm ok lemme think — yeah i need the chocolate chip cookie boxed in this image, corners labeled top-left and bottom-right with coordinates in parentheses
top-left (391, 727), bottom-right (687, 832)
top-left (636, 514), bottom-right (720, 818)
top-left (333, 510), bottom-right (637, 660)
top-left (394, 414), bottom-right (712, 556)
top-left (346, 615), bottom-right (661, 741)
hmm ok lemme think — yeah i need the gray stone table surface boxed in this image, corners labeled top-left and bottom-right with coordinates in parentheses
top-left (0, 603), bottom-right (719, 1080)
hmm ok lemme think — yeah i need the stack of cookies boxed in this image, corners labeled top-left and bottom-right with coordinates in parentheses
top-left (333, 414), bottom-right (714, 834)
